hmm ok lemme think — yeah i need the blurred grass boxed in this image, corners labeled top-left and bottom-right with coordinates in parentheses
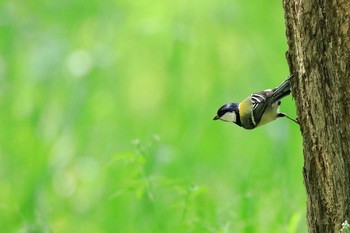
top-left (0, 0), bottom-right (306, 232)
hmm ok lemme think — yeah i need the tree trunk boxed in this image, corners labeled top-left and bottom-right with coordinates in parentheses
top-left (282, 1), bottom-right (350, 232)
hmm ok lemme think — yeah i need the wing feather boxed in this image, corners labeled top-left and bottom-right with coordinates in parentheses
top-left (250, 90), bottom-right (273, 125)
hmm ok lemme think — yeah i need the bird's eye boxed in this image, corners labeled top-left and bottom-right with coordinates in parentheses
top-left (217, 103), bottom-right (235, 117)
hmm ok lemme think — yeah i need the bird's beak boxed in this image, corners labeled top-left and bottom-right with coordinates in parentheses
top-left (213, 115), bottom-right (219, 120)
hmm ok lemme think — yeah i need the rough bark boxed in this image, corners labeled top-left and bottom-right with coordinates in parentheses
top-left (282, 0), bottom-right (350, 232)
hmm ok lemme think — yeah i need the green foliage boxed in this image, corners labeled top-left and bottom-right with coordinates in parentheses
top-left (342, 221), bottom-right (350, 233)
top-left (0, 0), bottom-right (306, 232)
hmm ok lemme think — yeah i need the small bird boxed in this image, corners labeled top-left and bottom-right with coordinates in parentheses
top-left (213, 75), bottom-right (298, 129)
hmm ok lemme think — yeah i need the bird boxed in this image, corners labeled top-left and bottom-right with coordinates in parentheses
top-left (213, 75), bottom-right (298, 129)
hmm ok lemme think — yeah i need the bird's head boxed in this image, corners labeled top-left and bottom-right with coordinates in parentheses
top-left (213, 103), bottom-right (239, 123)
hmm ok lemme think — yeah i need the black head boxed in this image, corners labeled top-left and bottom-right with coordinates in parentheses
top-left (213, 103), bottom-right (240, 123)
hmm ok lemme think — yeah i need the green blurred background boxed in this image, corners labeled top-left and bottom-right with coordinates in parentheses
top-left (0, 0), bottom-right (306, 232)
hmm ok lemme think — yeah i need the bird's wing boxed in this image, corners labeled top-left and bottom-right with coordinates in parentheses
top-left (250, 90), bottom-right (273, 125)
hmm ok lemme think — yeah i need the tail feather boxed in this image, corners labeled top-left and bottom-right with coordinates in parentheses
top-left (271, 75), bottom-right (293, 103)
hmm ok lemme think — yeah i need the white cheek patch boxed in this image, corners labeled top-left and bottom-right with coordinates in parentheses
top-left (221, 112), bottom-right (236, 122)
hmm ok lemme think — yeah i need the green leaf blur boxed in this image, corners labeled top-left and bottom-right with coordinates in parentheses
top-left (0, 0), bottom-right (306, 232)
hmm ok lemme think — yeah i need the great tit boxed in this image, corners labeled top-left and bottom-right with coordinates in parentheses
top-left (213, 76), bottom-right (298, 129)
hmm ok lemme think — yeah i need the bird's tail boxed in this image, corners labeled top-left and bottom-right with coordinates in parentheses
top-left (271, 75), bottom-right (293, 103)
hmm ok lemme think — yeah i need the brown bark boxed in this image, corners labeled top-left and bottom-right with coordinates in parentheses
top-left (282, 0), bottom-right (350, 232)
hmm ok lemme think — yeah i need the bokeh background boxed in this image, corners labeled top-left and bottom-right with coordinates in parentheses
top-left (0, 0), bottom-right (306, 232)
